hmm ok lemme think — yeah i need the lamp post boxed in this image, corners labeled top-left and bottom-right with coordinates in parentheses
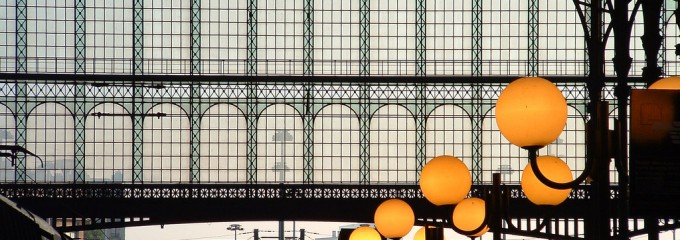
top-left (272, 130), bottom-right (293, 240)
top-left (227, 224), bottom-right (243, 240)
top-left (371, 77), bottom-right (613, 240)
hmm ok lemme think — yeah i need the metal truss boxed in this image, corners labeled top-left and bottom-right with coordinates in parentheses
top-left (415, 0), bottom-right (425, 76)
top-left (132, 0), bottom-right (143, 75)
top-left (359, 0), bottom-right (370, 76)
top-left (189, 86), bottom-right (201, 183)
top-left (15, 0), bottom-right (27, 74)
top-left (303, 0), bottom-right (314, 75)
top-left (528, 0), bottom-right (539, 76)
top-left (472, 0), bottom-right (482, 76)
top-left (247, 0), bottom-right (257, 75)
top-left (4, 183), bottom-right (665, 239)
top-left (190, 0), bottom-right (201, 74)
top-left (132, 87), bottom-right (144, 183)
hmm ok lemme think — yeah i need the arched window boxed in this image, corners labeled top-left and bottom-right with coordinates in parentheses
top-left (314, 104), bottom-right (360, 183)
top-left (85, 103), bottom-right (132, 182)
top-left (27, 103), bottom-right (74, 182)
top-left (370, 105), bottom-right (416, 183)
top-left (425, 105), bottom-right (472, 167)
top-left (257, 104), bottom-right (303, 183)
top-left (143, 104), bottom-right (190, 182)
top-left (200, 104), bottom-right (247, 182)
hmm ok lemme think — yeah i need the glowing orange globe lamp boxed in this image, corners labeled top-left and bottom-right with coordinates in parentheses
top-left (452, 197), bottom-right (489, 237)
top-left (649, 76), bottom-right (680, 89)
top-left (521, 155), bottom-right (573, 205)
top-left (413, 226), bottom-right (435, 240)
top-left (373, 199), bottom-right (414, 238)
top-left (419, 155), bottom-right (472, 206)
top-left (350, 226), bottom-right (382, 240)
top-left (495, 77), bottom-right (568, 149)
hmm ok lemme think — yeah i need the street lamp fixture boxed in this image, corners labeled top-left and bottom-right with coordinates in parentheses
top-left (373, 199), bottom-right (414, 239)
top-left (227, 224), bottom-right (244, 240)
top-left (370, 77), bottom-right (600, 238)
top-left (349, 225), bottom-right (381, 240)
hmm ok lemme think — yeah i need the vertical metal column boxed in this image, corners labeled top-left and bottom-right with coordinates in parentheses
top-left (359, 85), bottom-right (369, 184)
top-left (247, 0), bottom-right (257, 75)
top-left (75, 0), bottom-right (86, 73)
top-left (585, 0), bottom-right (609, 239)
top-left (132, 0), bottom-right (144, 74)
top-left (612, 0), bottom-right (632, 238)
top-left (528, 0), bottom-right (538, 76)
top-left (302, 0), bottom-right (314, 183)
top-left (641, 1), bottom-right (663, 238)
top-left (247, 84), bottom-right (257, 183)
top-left (189, 0), bottom-right (202, 183)
top-left (14, 0), bottom-right (28, 183)
top-left (16, 0), bottom-right (27, 74)
top-left (190, 0), bottom-right (201, 74)
top-left (359, 0), bottom-right (370, 75)
top-left (415, 0), bottom-right (425, 76)
top-left (303, 0), bottom-right (313, 75)
top-left (414, 0), bottom-right (426, 176)
top-left (189, 86), bottom-right (201, 183)
top-left (73, 0), bottom-right (87, 183)
top-left (470, 0), bottom-right (483, 184)
top-left (132, 0), bottom-right (144, 183)
top-left (359, 0), bottom-right (370, 184)
top-left (303, 87), bottom-right (313, 183)
top-left (73, 88), bottom-right (86, 183)
top-left (246, 0), bottom-right (258, 183)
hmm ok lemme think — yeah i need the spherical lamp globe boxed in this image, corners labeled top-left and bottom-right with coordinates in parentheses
top-left (521, 155), bottom-right (573, 206)
top-left (452, 197), bottom-right (489, 237)
top-left (374, 199), bottom-right (414, 239)
top-left (350, 226), bottom-right (382, 240)
top-left (413, 226), bottom-right (435, 240)
top-left (649, 76), bottom-right (680, 89)
top-left (419, 155), bottom-right (472, 206)
top-left (495, 77), bottom-right (568, 149)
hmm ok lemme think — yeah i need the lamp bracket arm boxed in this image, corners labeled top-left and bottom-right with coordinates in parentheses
top-left (527, 149), bottom-right (592, 190)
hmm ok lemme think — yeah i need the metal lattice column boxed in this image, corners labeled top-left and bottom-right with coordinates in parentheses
top-left (415, 86), bottom-right (426, 177)
top-left (359, 0), bottom-right (370, 75)
top-left (73, 85), bottom-right (86, 183)
top-left (14, 0), bottom-right (28, 183)
top-left (73, 0), bottom-right (87, 183)
top-left (247, 0), bottom-right (257, 75)
top-left (13, 83), bottom-right (27, 183)
top-left (190, 0), bottom-right (201, 74)
top-left (303, 87), bottom-right (314, 183)
top-left (303, 0), bottom-right (314, 75)
top-left (471, 0), bottom-right (482, 76)
top-left (414, 0), bottom-right (426, 176)
top-left (132, 88), bottom-right (144, 183)
top-left (359, 84), bottom-right (370, 184)
top-left (246, 84), bottom-right (258, 183)
top-left (131, 0), bottom-right (144, 183)
top-left (133, 0), bottom-right (144, 74)
top-left (15, 0), bottom-right (27, 73)
top-left (528, 0), bottom-right (539, 76)
top-left (415, 0), bottom-right (425, 76)
top-left (75, 0), bottom-right (86, 73)
top-left (302, 0), bottom-right (314, 183)
top-left (471, 0), bottom-right (483, 183)
top-left (189, 0), bottom-right (202, 183)
top-left (189, 86), bottom-right (201, 183)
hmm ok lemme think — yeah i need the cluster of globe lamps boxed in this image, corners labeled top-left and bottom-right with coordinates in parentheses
top-left (348, 76), bottom-right (680, 240)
